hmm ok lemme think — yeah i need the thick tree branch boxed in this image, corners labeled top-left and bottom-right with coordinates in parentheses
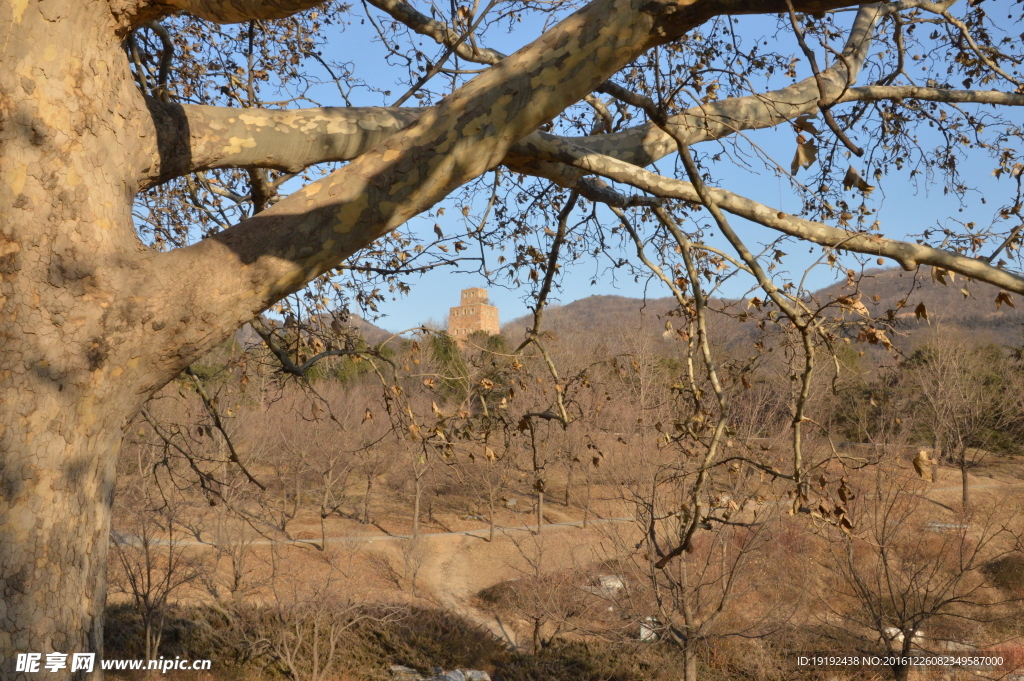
top-left (520, 135), bottom-right (1024, 295)
top-left (140, 3), bottom-right (881, 188)
top-left (838, 86), bottom-right (1024, 106)
top-left (363, 0), bottom-right (622, 118)
top-left (140, 101), bottom-right (423, 189)
top-left (139, 97), bottom-right (661, 207)
top-left (158, 0), bottom-right (326, 22)
top-left (565, 2), bottom-right (882, 168)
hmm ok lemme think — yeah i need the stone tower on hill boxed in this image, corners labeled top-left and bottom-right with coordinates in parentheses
top-left (448, 288), bottom-right (500, 338)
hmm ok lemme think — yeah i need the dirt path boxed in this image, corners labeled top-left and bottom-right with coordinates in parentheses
top-left (406, 520), bottom-right (625, 649)
top-left (416, 533), bottom-right (522, 646)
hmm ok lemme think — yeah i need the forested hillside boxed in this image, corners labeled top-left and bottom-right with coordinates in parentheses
top-left (502, 267), bottom-right (1024, 354)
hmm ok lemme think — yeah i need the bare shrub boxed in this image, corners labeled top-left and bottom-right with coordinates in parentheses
top-left (819, 466), bottom-right (1020, 681)
top-left (109, 481), bottom-right (208, 662)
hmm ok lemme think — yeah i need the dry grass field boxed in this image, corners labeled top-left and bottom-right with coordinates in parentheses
top-left (103, 287), bottom-right (1024, 681)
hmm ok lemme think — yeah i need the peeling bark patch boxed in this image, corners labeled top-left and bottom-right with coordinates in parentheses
top-left (0, 252), bottom-right (21, 276)
top-left (2, 565), bottom-right (29, 597)
top-left (85, 338), bottom-right (108, 371)
top-left (64, 458), bottom-right (89, 490)
top-left (0, 462), bottom-right (26, 504)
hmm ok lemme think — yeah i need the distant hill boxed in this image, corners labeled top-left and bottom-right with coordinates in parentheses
top-left (815, 267), bottom-right (1024, 349)
top-left (348, 313), bottom-right (394, 345)
top-left (500, 268), bottom-right (1024, 352)
top-left (502, 295), bottom-right (677, 342)
top-left (233, 312), bottom-right (393, 348)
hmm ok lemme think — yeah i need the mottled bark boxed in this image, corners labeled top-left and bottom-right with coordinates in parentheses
top-left (139, 102), bottom-right (424, 189)
top-left (0, 1), bottom-right (156, 675)
top-left (156, 0), bottom-right (325, 23)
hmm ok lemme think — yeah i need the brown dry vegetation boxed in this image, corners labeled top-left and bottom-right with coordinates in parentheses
top-left (105, 285), bottom-right (1024, 681)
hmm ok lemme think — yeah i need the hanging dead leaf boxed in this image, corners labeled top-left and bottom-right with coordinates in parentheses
top-left (913, 449), bottom-right (937, 482)
top-left (790, 134), bottom-right (818, 175)
top-left (842, 166), bottom-right (875, 194)
top-left (857, 327), bottom-right (894, 351)
top-left (362, 409), bottom-right (374, 423)
top-left (914, 302), bottom-right (929, 323)
top-left (931, 267), bottom-right (954, 286)
top-left (995, 291), bottom-right (1015, 309)
top-left (793, 114), bottom-right (820, 135)
top-left (837, 294), bottom-right (870, 317)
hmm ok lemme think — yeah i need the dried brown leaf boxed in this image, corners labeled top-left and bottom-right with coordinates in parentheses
top-left (790, 134), bottom-right (818, 175)
top-left (842, 166), bottom-right (875, 194)
top-left (913, 449), bottom-right (937, 482)
top-left (914, 302), bottom-right (929, 323)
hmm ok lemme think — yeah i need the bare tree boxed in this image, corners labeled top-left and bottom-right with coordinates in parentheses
top-left (247, 549), bottom-right (366, 681)
top-left (820, 465), bottom-right (1018, 681)
top-left (109, 482), bottom-right (208, 662)
top-left (485, 532), bottom-right (600, 653)
top-left (903, 336), bottom-right (1023, 511)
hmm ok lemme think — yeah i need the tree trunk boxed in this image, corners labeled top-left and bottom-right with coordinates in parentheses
top-left (413, 475), bottom-right (422, 538)
top-left (362, 476), bottom-right (373, 525)
top-left (0, 414), bottom-right (120, 677)
top-left (960, 452), bottom-right (970, 514)
top-left (583, 475), bottom-right (592, 529)
top-left (682, 641), bottom-right (698, 681)
top-left (144, 612), bottom-right (164, 663)
top-left (1, 4), bottom-right (154, 673)
top-left (536, 491), bottom-right (544, 534)
top-left (487, 488), bottom-right (495, 543)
